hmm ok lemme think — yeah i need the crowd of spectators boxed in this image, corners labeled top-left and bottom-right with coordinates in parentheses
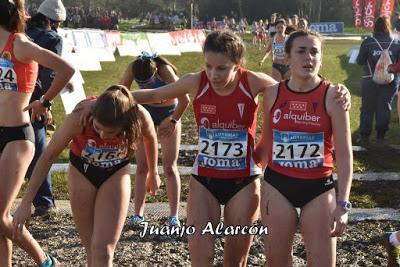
top-left (27, 4), bottom-right (121, 30)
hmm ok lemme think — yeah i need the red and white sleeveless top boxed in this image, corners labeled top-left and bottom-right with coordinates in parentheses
top-left (192, 68), bottom-right (262, 178)
top-left (0, 33), bottom-right (38, 93)
top-left (70, 120), bottom-right (129, 169)
top-left (267, 79), bottom-right (334, 179)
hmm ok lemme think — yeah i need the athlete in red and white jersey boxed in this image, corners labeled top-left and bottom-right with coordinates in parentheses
top-left (192, 68), bottom-right (261, 178)
top-left (256, 30), bottom-right (353, 267)
top-left (13, 85), bottom-right (160, 266)
top-left (267, 79), bottom-right (334, 179)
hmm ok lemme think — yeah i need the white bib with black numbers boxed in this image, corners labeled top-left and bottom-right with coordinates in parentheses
top-left (197, 127), bottom-right (247, 170)
top-left (0, 58), bottom-right (17, 91)
top-left (272, 129), bottom-right (324, 169)
top-left (81, 142), bottom-right (126, 168)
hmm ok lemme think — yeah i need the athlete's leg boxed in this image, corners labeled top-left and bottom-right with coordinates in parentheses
top-left (90, 167), bottom-right (131, 267)
top-left (187, 177), bottom-right (221, 267)
top-left (261, 181), bottom-right (298, 267)
top-left (159, 122), bottom-right (181, 218)
top-left (223, 179), bottom-right (260, 267)
top-left (299, 189), bottom-right (336, 267)
top-left (0, 141), bottom-right (47, 266)
top-left (68, 164), bottom-right (97, 265)
top-left (133, 141), bottom-right (147, 217)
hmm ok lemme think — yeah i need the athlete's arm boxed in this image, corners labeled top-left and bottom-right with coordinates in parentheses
top-left (158, 64), bottom-right (191, 137)
top-left (119, 62), bottom-right (134, 88)
top-left (254, 83), bottom-right (279, 167)
top-left (259, 41), bottom-right (272, 65)
top-left (247, 70), bottom-right (278, 97)
top-left (132, 72), bottom-right (200, 104)
top-left (138, 105), bottom-right (161, 195)
top-left (326, 85), bottom-right (353, 237)
top-left (15, 34), bottom-right (75, 120)
top-left (12, 112), bottom-right (82, 237)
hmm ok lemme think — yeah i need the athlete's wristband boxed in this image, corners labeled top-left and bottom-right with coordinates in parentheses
top-left (39, 95), bottom-right (53, 110)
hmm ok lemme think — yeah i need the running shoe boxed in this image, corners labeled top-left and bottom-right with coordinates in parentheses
top-left (127, 215), bottom-right (144, 226)
top-left (380, 232), bottom-right (400, 267)
top-left (38, 253), bottom-right (59, 267)
top-left (168, 216), bottom-right (181, 227)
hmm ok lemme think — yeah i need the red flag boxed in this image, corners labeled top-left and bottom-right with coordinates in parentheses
top-left (380, 0), bottom-right (395, 18)
top-left (364, 0), bottom-right (377, 30)
top-left (353, 0), bottom-right (363, 28)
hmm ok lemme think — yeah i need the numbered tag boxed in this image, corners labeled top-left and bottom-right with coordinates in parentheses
top-left (272, 130), bottom-right (324, 169)
top-left (0, 58), bottom-right (17, 91)
top-left (197, 127), bottom-right (247, 170)
top-left (81, 144), bottom-right (125, 168)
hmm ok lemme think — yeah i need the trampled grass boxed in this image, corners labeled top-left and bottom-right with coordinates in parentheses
top-left (31, 35), bottom-right (400, 203)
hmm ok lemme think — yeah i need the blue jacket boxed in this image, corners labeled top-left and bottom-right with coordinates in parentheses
top-left (356, 32), bottom-right (400, 80)
top-left (26, 27), bottom-right (63, 101)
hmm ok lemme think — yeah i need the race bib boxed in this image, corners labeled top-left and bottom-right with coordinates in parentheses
top-left (0, 58), bottom-right (17, 91)
top-left (197, 127), bottom-right (247, 170)
top-left (272, 130), bottom-right (324, 169)
top-left (81, 143), bottom-right (126, 168)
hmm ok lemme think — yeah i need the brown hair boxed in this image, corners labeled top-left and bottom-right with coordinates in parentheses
top-left (374, 16), bottom-right (392, 36)
top-left (0, 0), bottom-right (25, 32)
top-left (203, 30), bottom-right (246, 65)
top-left (285, 29), bottom-right (324, 54)
top-left (92, 85), bottom-right (141, 157)
top-left (132, 53), bottom-right (178, 82)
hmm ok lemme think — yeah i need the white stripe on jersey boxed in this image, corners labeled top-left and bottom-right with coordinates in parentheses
top-left (239, 82), bottom-right (253, 100)
top-left (196, 83), bottom-right (209, 99)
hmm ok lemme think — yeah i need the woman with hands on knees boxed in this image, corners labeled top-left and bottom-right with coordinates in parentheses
top-left (0, 0), bottom-right (73, 266)
top-left (13, 85), bottom-right (160, 267)
top-left (256, 30), bottom-right (353, 266)
top-left (120, 51), bottom-right (189, 227)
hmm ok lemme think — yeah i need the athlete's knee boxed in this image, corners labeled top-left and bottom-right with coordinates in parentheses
top-left (163, 165), bottom-right (179, 178)
top-left (90, 241), bottom-right (116, 263)
top-left (0, 213), bottom-right (11, 234)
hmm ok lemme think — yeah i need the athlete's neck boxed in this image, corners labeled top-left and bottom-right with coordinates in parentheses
top-left (287, 75), bottom-right (322, 92)
top-left (213, 70), bottom-right (240, 96)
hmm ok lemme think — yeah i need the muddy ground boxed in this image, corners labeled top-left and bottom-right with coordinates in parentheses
top-left (12, 213), bottom-right (400, 266)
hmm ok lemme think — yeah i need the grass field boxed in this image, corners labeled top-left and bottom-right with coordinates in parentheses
top-left (27, 34), bottom-right (400, 202)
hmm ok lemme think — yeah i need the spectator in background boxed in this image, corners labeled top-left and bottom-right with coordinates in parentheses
top-left (356, 16), bottom-right (400, 144)
top-left (25, 0), bottom-right (68, 217)
top-left (298, 17), bottom-right (309, 30)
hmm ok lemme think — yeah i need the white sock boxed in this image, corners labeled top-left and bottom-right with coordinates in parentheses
top-left (389, 232), bottom-right (400, 247)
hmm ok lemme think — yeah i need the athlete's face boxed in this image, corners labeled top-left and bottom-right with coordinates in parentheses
top-left (287, 35), bottom-right (322, 79)
top-left (276, 23), bottom-right (286, 34)
top-left (204, 52), bottom-right (239, 91)
top-left (92, 119), bottom-right (122, 140)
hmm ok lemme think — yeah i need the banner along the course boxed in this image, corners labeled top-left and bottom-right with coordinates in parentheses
top-left (352, 0), bottom-right (363, 28)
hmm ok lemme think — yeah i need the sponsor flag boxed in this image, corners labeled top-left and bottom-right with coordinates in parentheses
top-left (380, 0), bottom-right (395, 18)
top-left (352, 0), bottom-right (363, 28)
top-left (363, 0), bottom-right (377, 30)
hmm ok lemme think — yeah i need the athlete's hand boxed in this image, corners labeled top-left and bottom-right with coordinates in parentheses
top-left (24, 100), bottom-right (47, 123)
top-left (330, 205), bottom-right (349, 237)
top-left (45, 110), bottom-right (53, 125)
top-left (12, 200), bottom-right (32, 240)
top-left (146, 172), bottom-right (161, 196)
top-left (72, 99), bottom-right (96, 127)
top-left (158, 117), bottom-right (177, 138)
top-left (334, 84), bottom-right (351, 111)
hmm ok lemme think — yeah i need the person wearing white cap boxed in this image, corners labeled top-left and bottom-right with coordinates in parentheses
top-left (37, 0), bottom-right (66, 22)
top-left (24, 0), bottom-right (67, 218)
